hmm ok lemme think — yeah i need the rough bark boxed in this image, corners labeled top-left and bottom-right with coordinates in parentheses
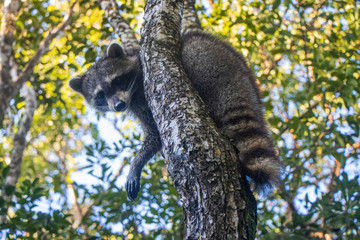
top-left (181, 0), bottom-right (202, 34)
top-left (140, 0), bottom-right (257, 239)
top-left (0, 85), bottom-right (37, 224)
top-left (99, 0), bottom-right (140, 55)
top-left (0, 0), bottom-right (77, 125)
top-left (0, 0), bottom-right (21, 125)
top-left (99, 0), bottom-right (258, 237)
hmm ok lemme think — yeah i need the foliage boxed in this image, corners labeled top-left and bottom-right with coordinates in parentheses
top-left (0, 163), bottom-right (75, 239)
top-left (0, 0), bottom-right (359, 239)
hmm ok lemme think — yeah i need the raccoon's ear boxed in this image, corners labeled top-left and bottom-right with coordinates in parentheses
top-left (68, 76), bottom-right (84, 94)
top-left (106, 41), bottom-right (124, 59)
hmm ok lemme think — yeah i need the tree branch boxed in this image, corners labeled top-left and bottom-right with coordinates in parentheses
top-left (0, 0), bottom-right (77, 125)
top-left (55, 145), bottom-right (89, 233)
top-left (99, 0), bottom-right (140, 56)
top-left (0, 84), bottom-right (37, 224)
top-left (0, 0), bottom-right (20, 84)
top-left (0, 0), bottom-right (21, 125)
top-left (80, 160), bottom-right (127, 221)
top-left (280, 101), bottom-right (320, 135)
top-left (182, 0), bottom-right (202, 34)
top-left (13, 0), bottom-right (77, 90)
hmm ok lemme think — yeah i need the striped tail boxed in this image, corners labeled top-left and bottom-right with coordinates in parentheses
top-left (217, 104), bottom-right (281, 192)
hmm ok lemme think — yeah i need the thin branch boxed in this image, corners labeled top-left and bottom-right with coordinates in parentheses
top-left (280, 180), bottom-right (296, 227)
top-left (0, 0), bottom-right (77, 125)
top-left (55, 145), bottom-right (88, 234)
top-left (68, 182), bottom-right (85, 230)
top-left (327, 158), bottom-right (341, 201)
top-left (81, 160), bottom-right (127, 220)
top-left (280, 101), bottom-right (320, 135)
top-left (13, 0), bottom-right (78, 90)
top-left (99, 0), bottom-right (140, 56)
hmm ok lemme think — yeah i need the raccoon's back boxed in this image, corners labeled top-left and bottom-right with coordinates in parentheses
top-left (181, 31), bottom-right (281, 191)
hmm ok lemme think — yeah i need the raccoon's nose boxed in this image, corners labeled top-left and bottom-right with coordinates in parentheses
top-left (114, 100), bottom-right (127, 111)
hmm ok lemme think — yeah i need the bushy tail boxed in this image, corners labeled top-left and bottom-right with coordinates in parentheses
top-left (218, 104), bottom-right (282, 192)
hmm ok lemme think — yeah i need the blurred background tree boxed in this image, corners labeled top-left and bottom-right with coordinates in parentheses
top-left (0, 0), bottom-right (359, 239)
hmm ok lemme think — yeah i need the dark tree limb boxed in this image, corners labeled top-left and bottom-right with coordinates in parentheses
top-left (99, 0), bottom-right (140, 55)
top-left (182, 0), bottom-right (202, 34)
top-left (140, 0), bottom-right (256, 238)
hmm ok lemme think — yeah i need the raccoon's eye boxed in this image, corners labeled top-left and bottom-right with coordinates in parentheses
top-left (112, 76), bottom-right (128, 91)
top-left (95, 91), bottom-right (107, 106)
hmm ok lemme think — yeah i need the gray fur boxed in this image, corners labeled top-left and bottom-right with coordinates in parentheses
top-left (69, 31), bottom-right (281, 200)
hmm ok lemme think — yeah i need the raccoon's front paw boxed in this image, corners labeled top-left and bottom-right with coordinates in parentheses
top-left (125, 171), bottom-right (141, 201)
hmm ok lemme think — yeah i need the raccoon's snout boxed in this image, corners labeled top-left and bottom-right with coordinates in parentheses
top-left (108, 93), bottom-right (128, 112)
top-left (114, 100), bottom-right (127, 112)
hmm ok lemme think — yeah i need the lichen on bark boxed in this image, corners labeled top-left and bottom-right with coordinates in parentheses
top-left (140, 0), bottom-right (257, 238)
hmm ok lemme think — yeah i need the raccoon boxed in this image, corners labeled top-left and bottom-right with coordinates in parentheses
top-left (69, 31), bottom-right (281, 200)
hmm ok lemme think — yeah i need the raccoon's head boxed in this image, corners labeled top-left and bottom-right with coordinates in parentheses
top-left (68, 42), bottom-right (141, 112)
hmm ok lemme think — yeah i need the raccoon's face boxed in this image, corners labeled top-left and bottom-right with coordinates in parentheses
top-left (68, 42), bottom-right (141, 112)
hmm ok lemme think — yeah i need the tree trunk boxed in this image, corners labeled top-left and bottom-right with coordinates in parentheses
top-left (140, 0), bottom-right (257, 239)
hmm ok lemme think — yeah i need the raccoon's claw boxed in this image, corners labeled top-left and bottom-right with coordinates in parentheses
top-left (125, 172), bottom-right (141, 201)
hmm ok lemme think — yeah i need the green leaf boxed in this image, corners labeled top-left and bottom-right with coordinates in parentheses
top-left (5, 185), bottom-right (16, 196)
